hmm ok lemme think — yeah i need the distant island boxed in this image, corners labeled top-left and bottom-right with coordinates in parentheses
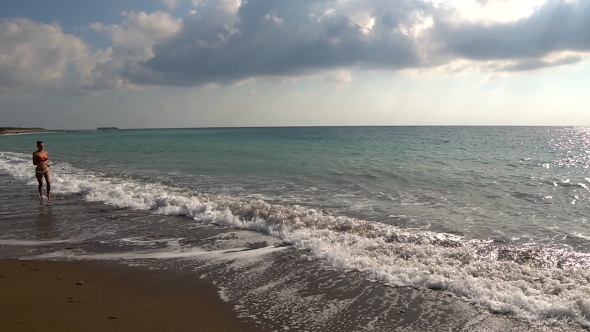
top-left (97, 127), bottom-right (119, 131)
top-left (0, 127), bottom-right (63, 135)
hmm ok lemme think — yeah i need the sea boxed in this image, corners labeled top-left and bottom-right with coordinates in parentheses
top-left (1, 126), bottom-right (590, 331)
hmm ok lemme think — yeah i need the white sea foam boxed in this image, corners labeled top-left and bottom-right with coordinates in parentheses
top-left (0, 133), bottom-right (35, 136)
top-left (119, 237), bottom-right (185, 249)
top-left (33, 245), bottom-right (289, 265)
top-left (572, 233), bottom-right (590, 241)
top-left (2, 151), bottom-right (590, 327)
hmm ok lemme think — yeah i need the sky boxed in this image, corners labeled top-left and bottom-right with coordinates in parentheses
top-left (0, 0), bottom-right (589, 129)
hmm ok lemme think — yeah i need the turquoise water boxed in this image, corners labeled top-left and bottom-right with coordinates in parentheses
top-left (2, 126), bottom-right (590, 327)
top-left (3, 126), bottom-right (590, 244)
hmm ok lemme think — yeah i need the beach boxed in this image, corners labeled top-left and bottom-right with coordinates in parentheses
top-left (2, 127), bottom-right (590, 331)
top-left (0, 257), bottom-right (583, 332)
top-left (0, 259), bottom-right (264, 332)
top-left (0, 128), bottom-right (62, 135)
top-left (1, 0), bottom-right (589, 329)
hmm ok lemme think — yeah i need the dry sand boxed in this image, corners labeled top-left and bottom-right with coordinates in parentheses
top-left (0, 259), bottom-right (266, 332)
top-left (0, 128), bottom-right (61, 135)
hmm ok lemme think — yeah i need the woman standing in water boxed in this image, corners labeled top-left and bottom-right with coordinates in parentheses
top-left (33, 141), bottom-right (51, 199)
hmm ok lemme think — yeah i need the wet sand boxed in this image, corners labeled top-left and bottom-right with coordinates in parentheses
top-left (1, 256), bottom-right (582, 332)
top-left (0, 259), bottom-right (265, 332)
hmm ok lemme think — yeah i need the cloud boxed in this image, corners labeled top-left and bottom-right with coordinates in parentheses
top-left (110, 11), bottom-right (182, 43)
top-left (449, 0), bottom-right (548, 24)
top-left (0, 12), bottom-right (185, 96)
top-left (120, 0), bottom-right (590, 87)
top-left (121, 0), bottom-right (430, 87)
top-left (324, 70), bottom-right (353, 84)
top-left (82, 11), bottom-right (183, 91)
top-left (495, 52), bottom-right (586, 72)
top-left (2, 0), bottom-right (590, 97)
top-left (324, 69), bottom-right (352, 90)
top-left (0, 18), bottom-right (88, 98)
top-left (430, 0), bottom-right (590, 62)
top-left (161, 0), bottom-right (182, 11)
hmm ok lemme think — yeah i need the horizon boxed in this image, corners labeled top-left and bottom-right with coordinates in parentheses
top-left (1, 0), bottom-right (589, 129)
top-left (6, 124), bottom-right (590, 132)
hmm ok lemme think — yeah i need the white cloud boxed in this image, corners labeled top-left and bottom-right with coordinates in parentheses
top-left (161, 0), bottom-right (182, 11)
top-left (89, 22), bottom-right (105, 31)
top-left (264, 11), bottom-right (284, 25)
top-left (324, 70), bottom-right (353, 84)
top-left (191, 0), bottom-right (240, 13)
top-left (89, 11), bottom-right (182, 61)
top-left (347, 10), bottom-right (375, 34)
top-left (0, 18), bottom-right (89, 98)
top-left (219, 0), bottom-right (242, 14)
top-left (445, 0), bottom-right (547, 24)
top-left (123, 11), bottom-right (183, 41)
top-left (324, 69), bottom-right (353, 91)
top-left (81, 11), bottom-right (183, 90)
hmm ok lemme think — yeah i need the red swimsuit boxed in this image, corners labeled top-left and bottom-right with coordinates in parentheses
top-left (36, 156), bottom-right (49, 174)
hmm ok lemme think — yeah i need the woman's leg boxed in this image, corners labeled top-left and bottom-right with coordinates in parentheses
top-left (36, 172), bottom-right (44, 198)
top-left (43, 170), bottom-right (51, 199)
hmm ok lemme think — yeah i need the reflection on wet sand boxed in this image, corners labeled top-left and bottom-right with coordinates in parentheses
top-left (36, 204), bottom-right (59, 240)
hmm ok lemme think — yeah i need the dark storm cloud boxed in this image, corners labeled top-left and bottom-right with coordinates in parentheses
top-left (123, 0), bottom-right (433, 86)
top-left (430, 0), bottom-right (590, 66)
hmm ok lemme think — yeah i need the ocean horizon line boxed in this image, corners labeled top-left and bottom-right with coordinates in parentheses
top-left (40, 124), bottom-right (590, 131)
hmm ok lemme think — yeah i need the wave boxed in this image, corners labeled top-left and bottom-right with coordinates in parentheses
top-left (1, 151), bottom-right (590, 327)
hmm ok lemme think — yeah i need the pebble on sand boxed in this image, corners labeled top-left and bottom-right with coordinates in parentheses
top-left (76, 280), bottom-right (85, 285)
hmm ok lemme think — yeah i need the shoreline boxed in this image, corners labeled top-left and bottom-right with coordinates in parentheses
top-left (0, 128), bottom-right (64, 135)
top-left (0, 258), bottom-right (266, 332)
top-left (1, 256), bottom-right (584, 332)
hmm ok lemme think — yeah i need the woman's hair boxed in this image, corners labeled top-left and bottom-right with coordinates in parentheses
top-left (37, 141), bottom-right (43, 146)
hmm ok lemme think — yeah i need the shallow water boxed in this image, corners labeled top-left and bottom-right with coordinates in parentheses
top-left (1, 126), bottom-right (590, 329)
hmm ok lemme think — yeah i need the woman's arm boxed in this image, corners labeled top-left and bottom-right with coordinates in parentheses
top-left (32, 153), bottom-right (37, 165)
